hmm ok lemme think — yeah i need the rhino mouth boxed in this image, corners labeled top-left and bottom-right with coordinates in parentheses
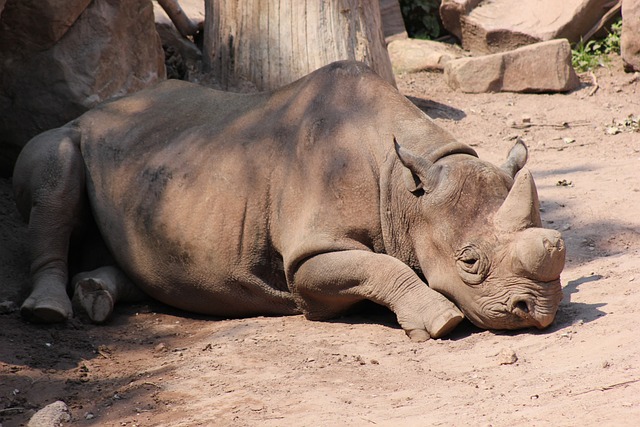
top-left (508, 293), bottom-right (560, 329)
top-left (510, 298), bottom-right (542, 328)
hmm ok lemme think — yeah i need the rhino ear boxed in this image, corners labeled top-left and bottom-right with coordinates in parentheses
top-left (394, 138), bottom-right (436, 194)
top-left (501, 139), bottom-right (528, 178)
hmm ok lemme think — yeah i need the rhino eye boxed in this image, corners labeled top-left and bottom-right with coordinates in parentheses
top-left (456, 246), bottom-right (488, 284)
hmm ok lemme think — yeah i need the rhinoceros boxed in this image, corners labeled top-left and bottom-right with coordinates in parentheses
top-left (13, 61), bottom-right (565, 341)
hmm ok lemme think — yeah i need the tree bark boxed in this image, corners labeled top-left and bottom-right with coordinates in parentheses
top-left (203, 0), bottom-right (395, 91)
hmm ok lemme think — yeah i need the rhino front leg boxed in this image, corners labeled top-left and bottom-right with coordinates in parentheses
top-left (292, 251), bottom-right (464, 341)
top-left (12, 127), bottom-right (85, 323)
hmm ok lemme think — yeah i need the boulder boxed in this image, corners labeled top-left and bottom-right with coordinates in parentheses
top-left (439, 0), bottom-right (481, 41)
top-left (0, 0), bottom-right (165, 177)
top-left (453, 0), bottom-right (614, 54)
top-left (444, 39), bottom-right (580, 93)
top-left (622, 0), bottom-right (640, 71)
top-left (388, 39), bottom-right (466, 73)
top-left (0, 0), bottom-right (90, 50)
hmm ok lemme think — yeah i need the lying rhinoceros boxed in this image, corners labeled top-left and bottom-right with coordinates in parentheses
top-left (13, 61), bottom-right (565, 341)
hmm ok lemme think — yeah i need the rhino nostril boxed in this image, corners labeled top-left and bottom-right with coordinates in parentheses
top-left (515, 300), bottom-right (529, 314)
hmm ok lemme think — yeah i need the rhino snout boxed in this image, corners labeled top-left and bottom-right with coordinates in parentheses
top-left (512, 228), bottom-right (566, 283)
top-left (508, 296), bottom-right (557, 329)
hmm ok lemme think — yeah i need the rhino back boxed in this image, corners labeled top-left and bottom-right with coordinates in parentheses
top-left (75, 64), bottom-right (416, 315)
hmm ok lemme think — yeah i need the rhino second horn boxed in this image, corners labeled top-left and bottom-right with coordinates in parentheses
top-left (494, 168), bottom-right (542, 232)
top-left (512, 228), bottom-right (566, 282)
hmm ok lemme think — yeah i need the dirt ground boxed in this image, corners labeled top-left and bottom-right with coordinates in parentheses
top-left (1, 55), bottom-right (639, 426)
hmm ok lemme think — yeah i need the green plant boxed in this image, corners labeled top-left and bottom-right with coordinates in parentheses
top-left (571, 17), bottom-right (622, 72)
top-left (572, 39), bottom-right (603, 72)
top-left (603, 18), bottom-right (622, 54)
top-left (399, 0), bottom-right (442, 40)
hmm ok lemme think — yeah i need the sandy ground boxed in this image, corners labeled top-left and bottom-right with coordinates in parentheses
top-left (1, 55), bottom-right (639, 426)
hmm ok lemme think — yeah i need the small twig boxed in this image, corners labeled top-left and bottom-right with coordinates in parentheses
top-left (573, 378), bottom-right (640, 396)
top-left (510, 121), bottom-right (589, 130)
top-left (0, 407), bottom-right (26, 414)
top-left (119, 380), bottom-right (163, 393)
top-left (141, 381), bottom-right (162, 389)
top-left (588, 71), bottom-right (599, 96)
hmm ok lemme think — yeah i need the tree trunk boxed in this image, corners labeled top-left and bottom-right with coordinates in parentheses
top-left (203, 0), bottom-right (395, 91)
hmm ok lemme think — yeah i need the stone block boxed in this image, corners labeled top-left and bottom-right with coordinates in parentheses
top-left (388, 39), bottom-right (465, 73)
top-left (444, 39), bottom-right (580, 93)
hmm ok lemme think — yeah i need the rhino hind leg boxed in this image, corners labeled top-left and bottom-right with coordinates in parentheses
top-left (72, 266), bottom-right (145, 323)
top-left (13, 127), bottom-right (87, 323)
top-left (20, 286), bottom-right (73, 323)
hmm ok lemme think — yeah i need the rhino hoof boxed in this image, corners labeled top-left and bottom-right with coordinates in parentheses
top-left (21, 297), bottom-right (72, 323)
top-left (406, 329), bottom-right (430, 342)
top-left (429, 309), bottom-right (464, 339)
top-left (75, 279), bottom-right (114, 323)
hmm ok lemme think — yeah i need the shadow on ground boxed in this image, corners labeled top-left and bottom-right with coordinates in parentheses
top-left (407, 96), bottom-right (467, 121)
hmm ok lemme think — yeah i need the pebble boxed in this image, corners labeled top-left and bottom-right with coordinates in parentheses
top-left (27, 401), bottom-right (70, 427)
top-left (498, 348), bottom-right (518, 365)
top-left (0, 300), bottom-right (18, 314)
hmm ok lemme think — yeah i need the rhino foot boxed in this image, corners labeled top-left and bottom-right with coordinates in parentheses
top-left (404, 306), bottom-right (464, 342)
top-left (428, 307), bottom-right (464, 339)
top-left (406, 329), bottom-right (430, 342)
top-left (74, 278), bottom-right (114, 323)
top-left (21, 288), bottom-right (72, 323)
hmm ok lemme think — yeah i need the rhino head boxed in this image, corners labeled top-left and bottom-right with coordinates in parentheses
top-left (395, 139), bottom-right (565, 331)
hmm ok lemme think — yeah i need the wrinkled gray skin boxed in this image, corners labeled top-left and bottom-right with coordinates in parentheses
top-left (13, 61), bottom-right (565, 341)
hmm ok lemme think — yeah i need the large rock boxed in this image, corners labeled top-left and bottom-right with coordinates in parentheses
top-left (388, 39), bottom-right (466, 73)
top-left (622, 0), bottom-right (640, 71)
top-left (0, 0), bottom-right (90, 50)
top-left (439, 0), bottom-right (481, 41)
top-left (444, 39), bottom-right (580, 93)
top-left (450, 0), bottom-right (614, 54)
top-left (0, 0), bottom-right (165, 177)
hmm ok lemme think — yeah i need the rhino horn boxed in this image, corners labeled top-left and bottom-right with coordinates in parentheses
top-left (394, 137), bottom-right (478, 193)
top-left (512, 228), bottom-right (566, 282)
top-left (494, 168), bottom-right (542, 232)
